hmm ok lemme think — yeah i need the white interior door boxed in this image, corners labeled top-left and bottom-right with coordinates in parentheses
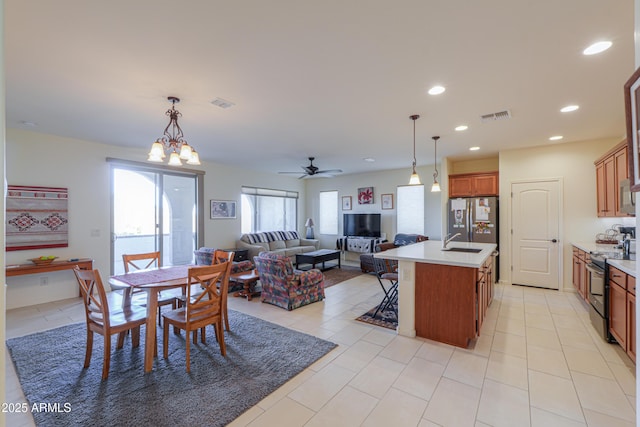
top-left (511, 180), bottom-right (561, 289)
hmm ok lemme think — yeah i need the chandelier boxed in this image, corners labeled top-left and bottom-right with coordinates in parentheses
top-left (148, 96), bottom-right (200, 166)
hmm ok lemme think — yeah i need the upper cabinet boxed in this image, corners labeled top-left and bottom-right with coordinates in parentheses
top-left (595, 141), bottom-right (631, 217)
top-left (449, 172), bottom-right (499, 197)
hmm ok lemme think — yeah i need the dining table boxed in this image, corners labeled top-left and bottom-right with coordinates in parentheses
top-left (109, 265), bottom-right (191, 373)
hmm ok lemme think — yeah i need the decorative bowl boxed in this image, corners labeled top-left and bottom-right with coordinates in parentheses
top-left (29, 257), bottom-right (58, 266)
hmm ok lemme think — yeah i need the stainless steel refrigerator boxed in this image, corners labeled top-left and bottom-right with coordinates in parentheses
top-left (447, 196), bottom-right (499, 244)
top-left (448, 196), bottom-right (499, 280)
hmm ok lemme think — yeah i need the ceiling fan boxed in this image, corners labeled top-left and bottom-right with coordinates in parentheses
top-left (278, 157), bottom-right (343, 179)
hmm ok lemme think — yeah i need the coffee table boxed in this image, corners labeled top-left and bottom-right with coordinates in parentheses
top-left (230, 270), bottom-right (261, 301)
top-left (295, 249), bottom-right (341, 271)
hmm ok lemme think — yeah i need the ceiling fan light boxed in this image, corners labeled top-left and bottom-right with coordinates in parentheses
top-left (168, 152), bottom-right (183, 166)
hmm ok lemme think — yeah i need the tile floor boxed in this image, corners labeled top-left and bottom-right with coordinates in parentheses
top-left (4, 271), bottom-right (638, 426)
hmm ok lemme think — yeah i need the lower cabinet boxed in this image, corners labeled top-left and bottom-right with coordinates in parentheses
top-left (609, 279), bottom-right (627, 349)
top-left (627, 292), bottom-right (636, 361)
top-left (608, 265), bottom-right (636, 364)
top-left (571, 247), bottom-right (588, 301)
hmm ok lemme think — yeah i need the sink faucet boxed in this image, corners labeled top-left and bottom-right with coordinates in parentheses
top-left (443, 233), bottom-right (461, 249)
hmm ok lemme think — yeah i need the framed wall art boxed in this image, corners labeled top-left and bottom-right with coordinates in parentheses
top-left (210, 200), bottom-right (236, 219)
top-left (381, 193), bottom-right (394, 210)
top-left (625, 66), bottom-right (640, 192)
top-left (6, 185), bottom-right (69, 251)
top-left (357, 187), bottom-right (374, 204)
top-left (342, 196), bottom-right (352, 211)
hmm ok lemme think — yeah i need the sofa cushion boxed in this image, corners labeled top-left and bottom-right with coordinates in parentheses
top-left (269, 240), bottom-right (287, 250)
top-left (243, 232), bottom-right (270, 244)
top-left (285, 239), bottom-right (301, 247)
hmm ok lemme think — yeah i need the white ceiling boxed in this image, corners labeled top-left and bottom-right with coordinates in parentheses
top-left (5, 1), bottom-right (635, 176)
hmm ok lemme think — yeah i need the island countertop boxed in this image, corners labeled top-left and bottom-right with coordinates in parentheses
top-left (374, 240), bottom-right (497, 268)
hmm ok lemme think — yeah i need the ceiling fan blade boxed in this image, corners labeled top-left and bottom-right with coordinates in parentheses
top-left (316, 169), bottom-right (343, 174)
top-left (278, 171), bottom-right (306, 175)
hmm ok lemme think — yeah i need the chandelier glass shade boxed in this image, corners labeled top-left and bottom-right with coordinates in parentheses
top-left (431, 136), bottom-right (441, 192)
top-left (148, 97), bottom-right (200, 166)
top-left (408, 114), bottom-right (421, 185)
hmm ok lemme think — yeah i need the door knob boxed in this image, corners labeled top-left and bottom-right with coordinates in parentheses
top-left (550, 239), bottom-right (558, 243)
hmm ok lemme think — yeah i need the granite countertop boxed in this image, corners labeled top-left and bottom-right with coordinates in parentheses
top-left (375, 240), bottom-right (497, 268)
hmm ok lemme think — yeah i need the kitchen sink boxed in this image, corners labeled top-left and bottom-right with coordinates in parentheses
top-left (441, 247), bottom-right (483, 253)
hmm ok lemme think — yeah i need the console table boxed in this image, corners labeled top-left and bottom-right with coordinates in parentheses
top-left (6, 258), bottom-right (93, 276)
top-left (6, 258), bottom-right (94, 296)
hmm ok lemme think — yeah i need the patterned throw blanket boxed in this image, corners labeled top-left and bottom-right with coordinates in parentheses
top-left (111, 265), bottom-right (191, 286)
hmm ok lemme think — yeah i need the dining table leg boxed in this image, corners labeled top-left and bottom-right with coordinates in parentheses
top-left (144, 289), bottom-right (159, 373)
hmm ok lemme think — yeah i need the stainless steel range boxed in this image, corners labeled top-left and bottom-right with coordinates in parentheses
top-left (588, 251), bottom-right (635, 342)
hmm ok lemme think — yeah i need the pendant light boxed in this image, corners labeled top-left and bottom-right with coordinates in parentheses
top-left (431, 136), bottom-right (441, 192)
top-left (408, 115), bottom-right (421, 185)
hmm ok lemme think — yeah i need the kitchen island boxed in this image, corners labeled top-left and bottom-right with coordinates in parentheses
top-left (375, 240), bottom-right (497, 348)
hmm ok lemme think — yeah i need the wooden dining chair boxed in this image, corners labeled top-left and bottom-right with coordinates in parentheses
top-left (162, 263), bottom-right (229, 372)
top-left (122, 251), bottom-right (178, 326)
top-left (73, 267), bottom-right (147, 380)
top-left (213, 250), bottom-right (234, 331)
top-left (177, 250), bottom-right (234, 332)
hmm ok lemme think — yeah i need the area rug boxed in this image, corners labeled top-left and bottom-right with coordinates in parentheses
top-left (322, 265), bottom-right (364, 288)
top-left (356, 303), bottom-right (398, 330)
top-left (6, 310), bottom-right (337, 427)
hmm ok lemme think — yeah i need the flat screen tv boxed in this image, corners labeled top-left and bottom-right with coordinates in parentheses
top-left (343, 213), bottom-right (381, 237)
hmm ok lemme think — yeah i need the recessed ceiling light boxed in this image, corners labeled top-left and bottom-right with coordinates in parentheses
top-left (363, 157), bottom-right (375, 162)
top-left (455, 125), bottom-right (468, 131)
top-left (19, 120), bottom-right (37, 127)
top-left (549, 135), bottom-right (563, 141)
top-left (583, 41), bottom-right (612, 55)
top-left (560, 105), bottom-right (579, 113)
top-left (428, 85), bottom-right (446, 95)
top-left (469, 146), bottom-right (480, 151)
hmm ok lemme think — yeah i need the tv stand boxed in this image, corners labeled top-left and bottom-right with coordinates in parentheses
top-left (337, 236), bottom-right (386, 254)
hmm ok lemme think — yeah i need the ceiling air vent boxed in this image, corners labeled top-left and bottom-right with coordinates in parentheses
top-left (211, 98), bottom-right (235, 109)
top-left (480, 109), bottom-right (511, 123)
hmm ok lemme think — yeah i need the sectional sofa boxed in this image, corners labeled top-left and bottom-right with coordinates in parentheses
top-left (236, 231), bottom-right (319, 260)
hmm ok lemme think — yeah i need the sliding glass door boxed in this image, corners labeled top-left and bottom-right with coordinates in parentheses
top-left (110, 161), bottom-right (203, 275)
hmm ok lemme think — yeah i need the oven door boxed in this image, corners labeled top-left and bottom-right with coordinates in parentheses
top-left (586, 263), bottom-right (606, 316)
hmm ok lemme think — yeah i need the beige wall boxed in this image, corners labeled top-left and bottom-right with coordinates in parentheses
top-left (449, 157), bottom-right (499, 174)
top-left (499, 137), bottom-right (633, 289)
top-left (5, 128), bottom-right (304, 309)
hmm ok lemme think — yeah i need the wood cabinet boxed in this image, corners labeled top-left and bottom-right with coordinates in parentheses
top-left (627, 291), bottom-right (636, 361)
top-left (595, 141), bottom-right (630, 217)
top-left (414, 254), bottom-right (494, 348)
top-left (607, 265), bottom-right (636, 364)
top-left (571, 247), bottom-right (588, 301)
top-left (609, 267), bottom-right (627, 348)
top-left (449, 172), bottom-right (499, 197)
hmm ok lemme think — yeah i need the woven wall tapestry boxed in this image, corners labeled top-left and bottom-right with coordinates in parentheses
top-left (6, 185), bottom-right (69, 251)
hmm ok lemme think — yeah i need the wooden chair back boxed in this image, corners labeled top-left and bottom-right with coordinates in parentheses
top-left (74, 268), bottom-right (111, 329)
top-left (212, 249), bottom-right (235, 265)
top-left (123, 251), bottom-right (161, 273)
top-left (185, 262), bottom-right (229, 329)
